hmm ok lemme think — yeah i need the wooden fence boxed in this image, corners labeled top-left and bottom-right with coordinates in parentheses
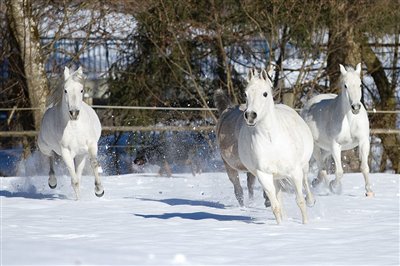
top-left (0, 105), bottom-right (399, 137)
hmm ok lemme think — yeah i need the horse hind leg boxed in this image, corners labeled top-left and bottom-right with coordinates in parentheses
top-left (302, 164), bottom-right (316, 207)
top-left (292, 168), bottom-right (309, 224)
top-left (246, 172), bottom-right (256, 201)
top-left (223, 161), bottom-right (244, 207)
top-left (311, 146), bottom-right (328, 188)
top-left (48, 154), bottom-right (57, 189)
top-left (263, 191), bottom-right (271, 208)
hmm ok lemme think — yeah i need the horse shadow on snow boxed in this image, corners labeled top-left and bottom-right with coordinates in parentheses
top-left (134, 197), bottom-right (257, 223)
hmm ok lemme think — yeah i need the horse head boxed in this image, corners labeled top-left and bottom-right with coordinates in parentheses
top-left (243, 67), bottom-right (274, 126)
top-left (339, 63), bottom-right (362, 114)
top-left (63, 66), bottom-right (85, 120)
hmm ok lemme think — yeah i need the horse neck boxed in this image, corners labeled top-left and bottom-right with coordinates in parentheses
top-left (334, 89), bottom-right (351, 118)
top-left (59, 98), bottom-right (71, 124)
top-left (255, 104), bottom-right (279, 134)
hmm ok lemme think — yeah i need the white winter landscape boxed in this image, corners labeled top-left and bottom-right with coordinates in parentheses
top-left (1, 170), bottom-right (399, 265)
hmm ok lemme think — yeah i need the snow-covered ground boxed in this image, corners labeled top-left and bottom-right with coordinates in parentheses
top-left (1, 171), bottom-right (399, 265)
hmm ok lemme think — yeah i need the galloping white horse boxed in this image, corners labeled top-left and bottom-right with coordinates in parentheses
top-left (217, 68), bottom-right (315, 224)
top-left (38, 66), bottom-right (104, 200)
top-left (301, 63), bottom-right (373, 197)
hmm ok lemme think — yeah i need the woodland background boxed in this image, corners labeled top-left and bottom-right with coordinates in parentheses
top-left (0, 0), bottom-right (399, 173)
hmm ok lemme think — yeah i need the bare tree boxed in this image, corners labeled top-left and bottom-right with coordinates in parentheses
top-left (6, 0), bottom-right (49, 131)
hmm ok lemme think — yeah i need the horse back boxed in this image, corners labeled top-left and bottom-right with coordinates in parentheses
top-left (275, 105), bottom-right (314, 163)
top-left (302, 93), bottom-right (369, 150)
top-left (81, 102), bottom-right (101, 141)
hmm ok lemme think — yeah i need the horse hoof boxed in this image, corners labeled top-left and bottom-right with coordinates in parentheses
top-left (311, 178), bottom-right (321, 188)
top-left (329, 180), bottom-right (342, 194)
top-left (365, 191), bottom-right (375, 197)
top-left (48, 183), bottom-right (57, 189)
top-left (306, 197), bottom-right (316, 207)
top-left (95, 190), bottom-right (105, 197)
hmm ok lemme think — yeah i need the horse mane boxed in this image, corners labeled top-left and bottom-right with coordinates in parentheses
top-left (213, 89), bottom-right (233, 115)
top-left (46, 70), bottom-right (85, 108)
top-left (343, 65), bottom-right (356, 73)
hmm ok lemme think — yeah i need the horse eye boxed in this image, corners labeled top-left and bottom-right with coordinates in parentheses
top-left (344, 84), bottom-right (348, 89)
top-left (263, 92), bottom-right (268, 97)
top-left (64, 90), bottom-right (67, 93)
top-left (81, 90), bottom-right (83, 93)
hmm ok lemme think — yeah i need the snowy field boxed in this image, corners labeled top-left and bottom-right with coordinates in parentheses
top-left (1, 171), bottom-right (399, 265)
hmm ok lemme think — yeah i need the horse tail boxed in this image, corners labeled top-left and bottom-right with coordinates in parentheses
top-left (213, 89), bottom-right (231, 115)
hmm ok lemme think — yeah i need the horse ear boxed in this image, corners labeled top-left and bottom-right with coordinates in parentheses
top-left (355, 63), bottom-right (362, 75)
top-left (76, 66), bottom-right (83, 75)
top-left (247, 68), bottom-right (256, 82)
top-left (339, 64), bottom-right (347, 75)
top-left (260, 69), bottom-right (268, 81)
top-left (267, 64), bottom-right (274, 80)
top-left (64, 66), bottom-right (70, 80)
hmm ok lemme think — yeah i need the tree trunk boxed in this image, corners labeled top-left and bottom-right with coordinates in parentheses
top-left (361, 41), bottom-right (400, 173)
top-left (326, 4), bottom-right (362, 172)
top-left (6, 0), bottom-right (49, 131)
top-left (327, 2), bottom-right (362, 92)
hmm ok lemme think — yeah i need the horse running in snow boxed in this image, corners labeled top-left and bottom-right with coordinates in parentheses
top-left (38, 66), bottom-right (104, 200)
top-left (301, 63), bottom-right (373, 197)
top-left (215, 68), bottom-right (315, 224)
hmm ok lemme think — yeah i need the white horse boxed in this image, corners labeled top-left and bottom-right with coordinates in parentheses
top-left (301, 63), bottom-right (373, 197)
top-left (217, 68), bottom-right (315, 224)
top-left (38, 66), bottom-right (104, 200)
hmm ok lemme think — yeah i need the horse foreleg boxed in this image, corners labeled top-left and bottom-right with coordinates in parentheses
top-left (256, 171), bottom-right (281, 224)
top-left (246, 172), bottom-right (256, 201)
top-left (292, 168), bottom-right (308, 224)
top-left (61, 148), bottom-right (80, 200)
top-left (88, 145), bottom-right (104, 197)
top-left (74, 155), bottom-right (86, 189)
top-left (359, 140), bottom-right (374, 197)
top-left (48, 153), bottom-right (57, 189)
top-left (223, 161), bottom-right (244, 207)
top-left (274, 179), bottom-right (285, 219)
top-left (329, 143), bottom-right (343, 194)
top-left (263, 191), bottom-right (271, 208)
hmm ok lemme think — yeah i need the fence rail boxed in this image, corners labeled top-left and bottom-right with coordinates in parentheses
top-left (0, 127), bottom-right (398, 138)
top-left (0, 105), bottom-right (399, 114)
top-left (0, 106), bottom-right (399, 137)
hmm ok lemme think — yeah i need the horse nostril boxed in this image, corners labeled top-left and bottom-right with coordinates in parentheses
top-left (69, 110), bottom-right (80, 119)
top-left (245, 111), bottom-right (257, 121)
top-left (351, 104), bottom-right (361, 110)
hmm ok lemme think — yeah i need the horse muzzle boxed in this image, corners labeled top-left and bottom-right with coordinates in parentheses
top-left (69, 110), bottom-right (80, 120)
top-left (244, 111), bottom-right (257, 126)
top-left (351, 103), bottom-right (361, 115)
